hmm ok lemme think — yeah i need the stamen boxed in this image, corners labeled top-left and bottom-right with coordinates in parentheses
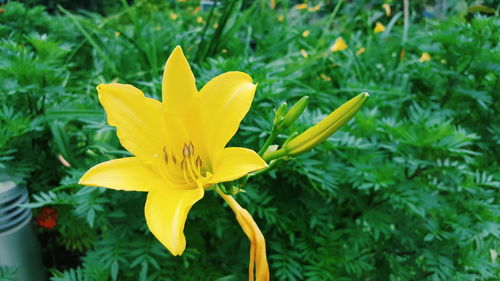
top-left (195, 156), bottom-right (202, 169)
top-left (185, 156), bottom-right (198, 181)
top-left (171, 152), bottom-right (177, 164)
top-left (188, 141), bottom-right (195, 155)
top-left (162, 147), bottom-right (168, 164)
top-left (181, 159), bottom-right (190, 183)
top-left (183, 144), bottom-right (190, 157)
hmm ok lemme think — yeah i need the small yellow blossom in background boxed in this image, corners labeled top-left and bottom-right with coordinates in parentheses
top-left (170, 13), bottom-right (178, 20)
top-left (356, 47), bottom-right (366, 56)
top-left (222, 49), bottom-right (228, 54)
top-left (441, 59), bottom-right (447, 64)
top-left (400, 48), bottom-right (406, 60)
top-left (320, 73), bottom-right (331, 81)
top-left (420, 52), bottom-right (431, 62)
top-left (192, 6), bottom-right (201, 15)
top-left (308, 4), bottom-right (321, 12)
top-left (300, 49), bottom-right (308, 58)
top-left (302, 30), bottom-right (310, 37)
top-left (114, 31), bottom-right (120, 37)
top-left (383, 3), bottom-right (391, 16)
top-left (294, 3), bottom-right (308, 10)
top-left (214, 23), bottom-right (219, 29)
top-left (269, 0), bottom-right (275, 9)
top-left (278, 15), bottom-right (284, 22)
top-left (330, 37), bottom-right (348, 52)
top-left (197, 16), bottom-right (204, 24)
top-left (374, 22), bottom-right (385, 33)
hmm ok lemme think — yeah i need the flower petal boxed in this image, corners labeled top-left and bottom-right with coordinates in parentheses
top-left (199, 72), bottom-right (257, 154)
top-left (97, 83), bottom-right (167, 165)
top-left (209, 147), bottom-right (267, 184)
top-left (79, 157), bottom-right (157, 191)
top-left (162, 46), bottom-right (198, 107)
top-left (145, 185), bottom-right (204, 256)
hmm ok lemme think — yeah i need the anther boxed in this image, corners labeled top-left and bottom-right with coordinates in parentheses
top-left (183, 144), bottom-right (190, 157)
top-left (180, 159), bottom-right (187, 170)
top-left (162, 147), bottom-right (168, 164)
top-left (188, 141), bottom-right (194, 155)
top-left (171, 152), bottom-right (177, 164)
top-left (196, 156), bottom-right (202, 168)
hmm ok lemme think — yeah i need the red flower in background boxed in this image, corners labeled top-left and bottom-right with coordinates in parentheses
top-left (36, 207), bottom-right (58, 229)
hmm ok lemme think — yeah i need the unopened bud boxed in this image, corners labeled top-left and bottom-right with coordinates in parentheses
top-left (273, 102), bottom-right (288, 126)
top-left (281, 96), bottom-right (309, 128)
top-left (285, 92), bottom-right (368, 155)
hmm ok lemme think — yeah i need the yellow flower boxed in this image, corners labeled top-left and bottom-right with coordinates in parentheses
top-left (79, 46), bottom-right (267, 256)
top-left (269, 0), bottom-right (275, 9)
top-left (320, 73), bottom-right (331, 81)
top-left (280, 93), bottom-right (368, 156)
top-left (420, 52), bottom-right (431, 62)
top-left (114, 31), bottom-right (120, 37)
top-left (308, 4), bottom-right (321, 12)
top-left (330, 37), bottom-right (348, 52)
top-left (302, 30), bottom-right (310, 37)
top-left (382, 3), bottom-right (391, 16)
top-left (170, 13), bottom-right (178, 20)
top-left (197, 16), bottom-right (204, 24)
top-left (356, 47), bottom-right (366, 55)
top-left (294, 3), bottom-right (308, 10)
top-left (374, 22), bottom-right (385, 33)
top-left (300, 49), bottom-right (308, 58)
top-left (278, 15), bottom-right (284, 22)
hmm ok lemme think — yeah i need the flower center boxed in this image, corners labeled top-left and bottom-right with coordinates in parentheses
top-left (160, 141), bottom-right (205, 186)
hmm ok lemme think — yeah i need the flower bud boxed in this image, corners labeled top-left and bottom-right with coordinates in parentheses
top-left (285, 92), bottom-right (368, 155)
top-left (281, 96), bottom-right (309, 129)
top-left (273, 102), bottom-right (288, 126)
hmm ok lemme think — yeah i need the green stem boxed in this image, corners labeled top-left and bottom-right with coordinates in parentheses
top-left (258, 129), bottom-right (279, 156)
top-left (263, 148), bottom-right (287, 162)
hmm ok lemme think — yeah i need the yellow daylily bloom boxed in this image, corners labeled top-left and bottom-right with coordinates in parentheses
top-left (197, 16), bottom-right (204, 24)
top-left (79, 46), bottom-right (267, 256)
top-left (278, 15), bottom-right (284, 22)
top-left (294, 3), bottom-right (308, 10)
top-left (382, 3), bottom-right (391, 16)
top-left (308, 4), bottom-right (321, 12)
top-left (356, 47), bottom-right (366, 55)
top-left (330, 37), bottom-right (348, 52)
top-left (374, 22), bottom-right (385, 33)
top-left (170, 13), bottom-right (178, 20)
top-left (300, 49), bottom-right (308, 58)
top-left (302, 30), bottom-right (310, 37)
top-left (420, 52), bottom-right (431, 62)
top-left (269, 0), bottom-right (275, 9)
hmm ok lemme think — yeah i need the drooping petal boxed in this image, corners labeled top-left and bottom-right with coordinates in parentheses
top-left (209, 147), bottom-right (267, 184)
top-left (79, 157), bottom-right (157, 192)
top-left (144, 185), bottom-right (204, 256)
top-left (199, 72), bottom-right (257, 154)
top-left (97, 83), bottom-right (167, 165)
top-left (162, 46), bottom-right (198, 107)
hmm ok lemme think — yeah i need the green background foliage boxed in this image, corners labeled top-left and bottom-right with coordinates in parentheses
top-left (0, 0), bottom-right (498, 280)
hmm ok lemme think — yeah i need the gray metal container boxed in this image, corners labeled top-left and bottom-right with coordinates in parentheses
top-left (0, 180), bottom-right (46, 281)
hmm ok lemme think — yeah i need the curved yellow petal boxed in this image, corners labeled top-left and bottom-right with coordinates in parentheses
top-left (209, 147), bottom-right (267, 184)
top-left (162, 46), bottom-right (198, 107)
top-left (145, 185), bottom-right (204, 256)
top-left (199, 72), bottom-right (257, 154)
top-left (79, 157), bottom-right (157, 192)
top-left (97, 83), bottom-right (167, 165)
